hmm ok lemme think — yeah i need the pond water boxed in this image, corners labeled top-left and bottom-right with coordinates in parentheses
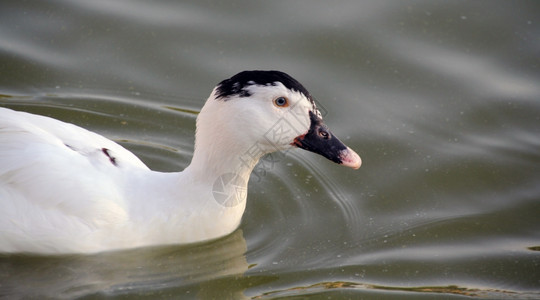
top-left (1, 0), bottom-right (539, 299)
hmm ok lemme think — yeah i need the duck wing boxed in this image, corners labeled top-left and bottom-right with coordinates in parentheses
top-left (0, 107), bottom-right (149, 251)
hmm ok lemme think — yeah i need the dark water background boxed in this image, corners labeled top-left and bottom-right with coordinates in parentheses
top-left (1, 1), bottom-right (539, 299)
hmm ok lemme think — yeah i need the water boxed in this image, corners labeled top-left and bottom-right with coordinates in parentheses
top-left (1, 0), bottom-right (539, 299)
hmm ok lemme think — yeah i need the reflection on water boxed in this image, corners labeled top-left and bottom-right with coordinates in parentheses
top-left (1, 0), bottom-right (540, 299)
top-left (253, 281), bottom-right (536, 299)
top-left (0, 231), bottom-right (248, 299)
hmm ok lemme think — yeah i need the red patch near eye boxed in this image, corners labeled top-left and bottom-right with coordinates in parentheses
top-left (291, 134), bottom-right (306, 147)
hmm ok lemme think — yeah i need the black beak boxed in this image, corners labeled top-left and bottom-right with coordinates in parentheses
top-left (291, 111), bottom-right (361, 169)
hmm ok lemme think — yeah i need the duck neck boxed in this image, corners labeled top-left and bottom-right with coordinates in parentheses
top-left (186, 135), bottom-right (262, 186)
top-left (185, 96), bottom-right (269, 187)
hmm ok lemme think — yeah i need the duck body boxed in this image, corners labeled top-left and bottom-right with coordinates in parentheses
top-left (0, 108), bottom-right (245, 253)
top-left (0, 70), bottom-right (361, 254)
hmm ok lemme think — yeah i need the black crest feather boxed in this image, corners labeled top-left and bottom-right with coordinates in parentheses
top-left (215, 70), bottom-right (312, 100)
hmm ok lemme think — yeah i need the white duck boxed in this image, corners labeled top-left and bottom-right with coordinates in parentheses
top-left (0, 70), bottom-right (361, 254)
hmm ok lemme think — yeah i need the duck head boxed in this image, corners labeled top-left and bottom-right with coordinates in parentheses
top-left (193, 70), bottom-right (361, 175)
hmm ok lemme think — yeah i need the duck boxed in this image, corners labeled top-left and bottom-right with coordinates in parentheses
top-left (0, 70), bottom-right (361, 254)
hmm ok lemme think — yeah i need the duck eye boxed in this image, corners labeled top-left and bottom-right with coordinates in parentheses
top-left (273, 97), bottom-right (289, 107)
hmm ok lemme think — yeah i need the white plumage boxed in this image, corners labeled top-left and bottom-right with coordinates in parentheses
top-left (0, 71), bottom-right (361, 254)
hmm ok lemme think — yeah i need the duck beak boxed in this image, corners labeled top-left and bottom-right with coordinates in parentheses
top-left (291, 111), bottom-right (361, 169)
